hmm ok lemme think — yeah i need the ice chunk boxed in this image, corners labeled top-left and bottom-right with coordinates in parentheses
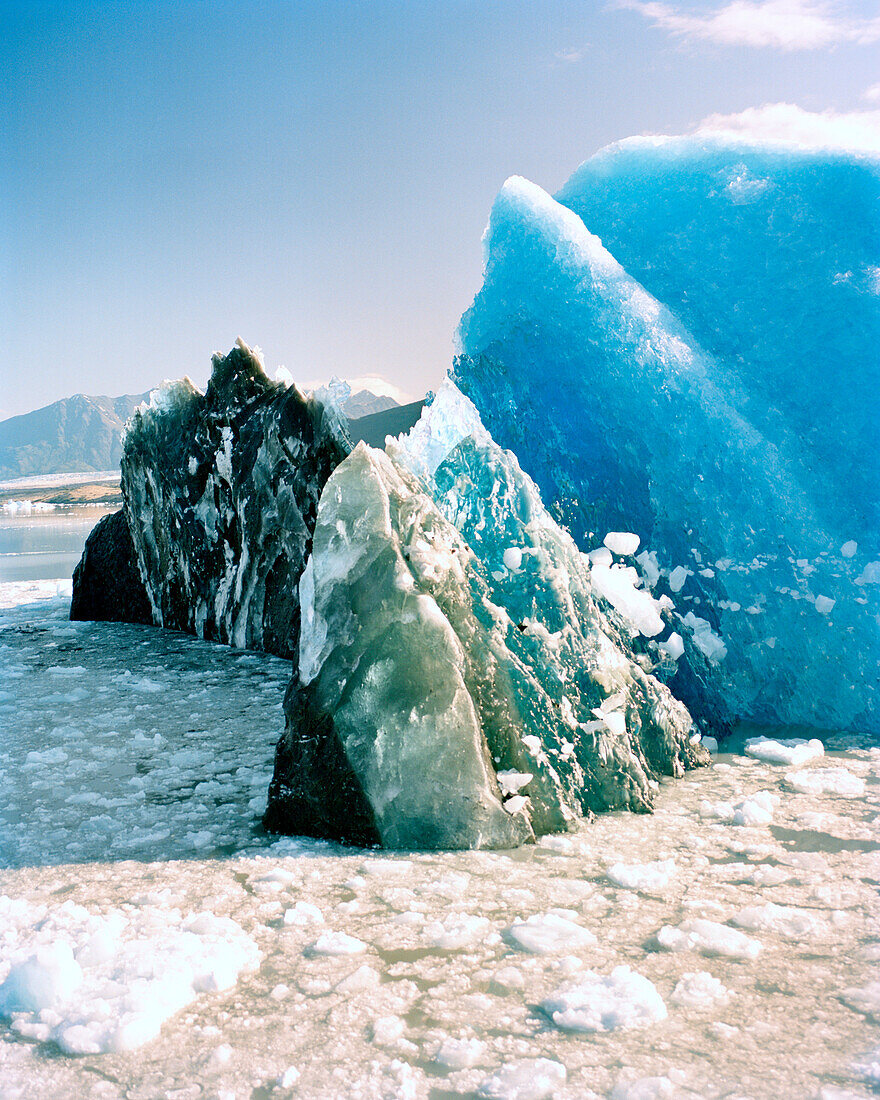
top-left (283, 902), bottom-right (324, 927)
top-left (856, 561), bottom-right (880, 585)
top-left (503, 546), bottom-right (523, 571)
top-left (784, 768), bottom-right (866, 798)
top-left (700, 790), bottom-right (778, 826)
top-left (731, 902), bottom-right (827, 940)
top-left (744, 736), bottom-right (824, 766)
top-left (425, 913), bottom-right (491, 950)
top-left (604, 531), bottom-right (640, 556)
top-left (541, 965), bottom-right (667, 1031)
top-left (606, 859), bottom-right (675, 892)
top-left (0, 943), bottom-right (83, 1013)
top-left (435, 1036), bottom-right (484, 1069)
top-left (669, 970), bottom-right (730, 1008)
top-left (591, 562), bottom-right (665, 637)
top-left (478, 1059), bottom-right (567, 1100)
top-left (656, 918), bottom-right (762, 959)
top-left (496, 771), bottom-right (534, 796)
top-left (505, 911), bottom-right (597, 955)
top-left (277, 1065), bottom-right (301, 1088)
top-left (0, 903), bottom-right (260, 1054)
top-left (668, 566), bottom-right (689, 593)
top-left (681, 613), bottom-right (727, 665)
top-left (335, 965), bottom-right (380, 994)
top-left (659, 632), bottom-right (684, 661)
top-left (307, 932), bottom-right (367, 956)
top-left (371, 1015), bottom-right (406, 1045)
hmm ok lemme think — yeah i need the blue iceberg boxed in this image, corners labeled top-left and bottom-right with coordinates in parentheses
top-left (454, 140), bottom-right (879, 734)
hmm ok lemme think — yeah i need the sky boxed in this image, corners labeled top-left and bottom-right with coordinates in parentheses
top-left (1, 0), bottom-right (879, 419)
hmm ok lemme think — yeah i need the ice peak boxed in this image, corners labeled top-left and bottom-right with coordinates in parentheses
top-left (206, 339), bottom-right (272, 407)
top-left (389, 379), bottom-right (488, 483)
top-left (486, 176), bottom-right (620, 280)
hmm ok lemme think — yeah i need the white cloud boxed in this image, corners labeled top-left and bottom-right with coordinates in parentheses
top-left (864, 82), bottom-right (880, 102)
top-left (694, 102), bottom-right (880, 153)
top-left (554, 46), bottom-right (587, 62)
top-left (620, 0), bottom-right (880, 50)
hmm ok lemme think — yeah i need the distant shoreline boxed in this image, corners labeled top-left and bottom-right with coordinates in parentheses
top-left (0, 470), bottom-right (122, 506)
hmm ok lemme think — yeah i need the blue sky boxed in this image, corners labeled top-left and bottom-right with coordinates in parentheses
top-left (2, 0), bottom-right (879, 417)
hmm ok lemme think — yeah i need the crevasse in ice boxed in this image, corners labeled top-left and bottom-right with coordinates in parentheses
top-left (453, 142), bottom-right (879, 734)
top-left (265, 383), bottom-right (704, 848)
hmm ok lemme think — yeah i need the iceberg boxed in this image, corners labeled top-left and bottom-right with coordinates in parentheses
top-left (454, 142), bottom-right (880, 734)
top-left (556, 137), bottom-right (880, 539)
top-left (265, 383), bottom-right (704, 848)
top-left (71, 509), bottom-right (153, 625)
top-left (77, 341), bottom-right (703, 849)
top-left (118, 339), bottom-right (348, 657)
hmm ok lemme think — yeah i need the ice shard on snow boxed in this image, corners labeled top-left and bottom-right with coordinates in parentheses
top-left (453, 142), bottom-right (880, 734)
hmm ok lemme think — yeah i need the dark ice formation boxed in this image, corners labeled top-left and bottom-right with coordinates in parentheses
top-left (70, 509), bottom-right (152, 625)
top-left (119, 340), bottom-right (348, 658)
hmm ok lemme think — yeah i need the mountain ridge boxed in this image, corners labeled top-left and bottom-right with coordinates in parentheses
top-left (0, 385), bottom-right (405, 480)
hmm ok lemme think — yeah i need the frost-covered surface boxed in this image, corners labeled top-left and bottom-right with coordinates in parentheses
top-left (120, 339), bottom-right (348, 658)
top-left (454, 143), bottom-right (879, 735)
top-left (3, 583), bottom-right (880, 1096)
top-left (267, 391), bottom-right (703, 848)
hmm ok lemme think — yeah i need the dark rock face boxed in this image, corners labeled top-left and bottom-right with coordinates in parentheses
top-left (70, 509), bottom-right (152, 624)
top-left (73, 340), bottom-right (349, 660)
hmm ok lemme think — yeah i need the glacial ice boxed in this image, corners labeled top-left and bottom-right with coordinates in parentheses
top-left (120, 339), bottom-right (348, 657)
top-left (541, 966), bottom-right (668, 1032)
top-left (266, 383), bottom-right (705, 848)
top-left (454, 140), bottom-right (880, 734)
top-left (556, 137), bottom-right (880, 537)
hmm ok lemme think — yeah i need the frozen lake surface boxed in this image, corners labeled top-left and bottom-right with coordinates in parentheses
top-left (1, 581), bottom-right (879, 1099)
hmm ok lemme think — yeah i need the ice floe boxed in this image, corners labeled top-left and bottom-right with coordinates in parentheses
top-left (541, 966), bottom-right (667, 1032)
